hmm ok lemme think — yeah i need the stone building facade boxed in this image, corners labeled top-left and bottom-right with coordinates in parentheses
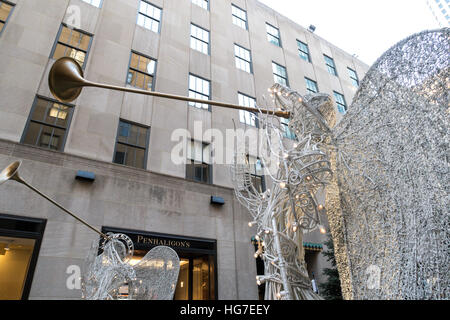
top-left (0, 0), bottom-right (369, 299)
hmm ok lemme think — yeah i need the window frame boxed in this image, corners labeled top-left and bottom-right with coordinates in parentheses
top-left (113, 119), bottom-right (150, 170)
top-left (50, 23), bottom-right (93, 69)
top-left (188, 73), bottom-right (211, 111)
top-left (20, 95), bottom-right (75, 152)
top-left (234, 43), bottom-right (252, 73)
top-left (347, 67), bottom-right (359, 87)
top-left (272, 61), bottom-right (289, 87)
top-left (0, 0), bottom-right (15, 36)
top-left (297, 40), bottom-right (311, 63)
top-left (266, 23), bottom-right (281, 47)
top-left (190, 23), bottom-right (210, 55)
top-left (186, 140), bottom-right (213, 184)
top-left (231, 4), bottom-right (248, 30)
top-left (324, 54), bottom-right (338, 76)
top-left (136, 0), bottom-right (162, 33)
top-left (238, 92), bottom-right (258, 128)
top-left (333, 91), bottom-right (347, 114)
top-left (192, 0), bottom-right (209, 11)
top-left (126, 51), bottom-right (157, 91)
top-left (305, 77), bottom-right (319, 94)
top-left (281, 117), bottom-right (296, 140)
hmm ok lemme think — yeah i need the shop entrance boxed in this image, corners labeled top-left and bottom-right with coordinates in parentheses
top-left (0, 213), bottom-right (46, 300)
top-left (103, 227), bottom-right (217, 300)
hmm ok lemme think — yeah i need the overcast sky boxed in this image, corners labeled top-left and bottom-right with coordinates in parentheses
top-left (258, 0), bottom-right (440, 66)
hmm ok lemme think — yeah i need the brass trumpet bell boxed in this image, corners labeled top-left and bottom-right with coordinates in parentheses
top-left (0, 161), bottom-right (21, 185)
top-left (48, 57), bottom-right (85, 103)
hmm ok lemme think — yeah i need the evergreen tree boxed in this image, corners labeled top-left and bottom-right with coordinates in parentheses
top-left (319, 234), bottom-right (343, 300)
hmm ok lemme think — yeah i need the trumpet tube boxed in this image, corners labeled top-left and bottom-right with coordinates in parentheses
top-left (48, 57), bottom-right (291, 118)
top-left (0, 161), bottom-right (110, 241)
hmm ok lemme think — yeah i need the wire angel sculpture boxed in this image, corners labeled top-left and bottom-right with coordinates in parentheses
top-left (232, 28), bottom-right (449, 301)
top-left (330, 28), bottom-right (449, 300)
top-left (82, 233), bottom-right (180, 300)
top-left (231, 84), bottom-right (337, 300)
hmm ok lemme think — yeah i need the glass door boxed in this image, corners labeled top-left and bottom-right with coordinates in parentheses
top-left (174, 258), bottom-right (189, 300)
top-left (173, 254), bottom-right (215, 300)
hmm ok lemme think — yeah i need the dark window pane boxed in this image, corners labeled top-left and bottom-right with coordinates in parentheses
top-left (135, 147), bottom-right (146, 169)
top-left (137, 126), bottom-right (148, 148)
top-left (47, 127), bottom-right (64, 150)
top-left (38, 126), bottom-right (54, 149)
top-left (118, 122), bottom-right (131, 143)
top-left (22, 122), bottom-right (42, 146)
top-left (114, 143), bottom-right (127, 165)
top-left (202, 164), bottom-right (210, 183)
top-left (129, 124), bottom-right (139, 145)
top-left (114, 121), bottom-right (149, 169)
top-left (194, 165), bottom-right (203, 182)
top-left (125, 146), bottom-right (135, 167)
top-left (30, 99), bottom-right (49, 122)
top-left (186, 163), bottom-right (194, 180)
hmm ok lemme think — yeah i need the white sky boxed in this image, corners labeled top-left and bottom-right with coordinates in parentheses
top-left (258, 0), bottom-right (441, 65)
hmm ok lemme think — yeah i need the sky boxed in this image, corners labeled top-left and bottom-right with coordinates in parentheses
top-left (258, 0), bottom-right (441, 66)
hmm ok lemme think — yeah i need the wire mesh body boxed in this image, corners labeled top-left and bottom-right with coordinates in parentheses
top-left (331, 28), bottom-right (449, 299)
top-left (82, 233), bottom-right (180, 300)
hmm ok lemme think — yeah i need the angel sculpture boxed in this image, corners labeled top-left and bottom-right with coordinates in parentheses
top-left (82, 233), bottom-right (180, 300)
top-left (233, 28), bottom-right (449, 301)
top-left (231, 84), bottom-right (337, 300)
top-left (329, 28), bottom-right (449, 300)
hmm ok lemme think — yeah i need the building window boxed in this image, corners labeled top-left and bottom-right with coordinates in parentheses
top-left (281, 118), bottom-right (296, 140)
top-left (297, 40), bottom-right (311, 62)
top-left (232, 4), bottom-right (247, 29)
top-left (246, 155), bottom-right (265, 193)
top-left (234, 44), bottom-right (252, 73)
top-left (347, 67), bottom-right (359, 87)
top-left (81, 0), bottom-right (102, 7)
top-left (238, 93), bottom-right (257, 127)
top-left (0, 1), bottom-right (14, 35)
top-left (305, 77), bottom-right (318, 94)
top-left (137, 0), bottom-right (162, 33)
top-left (127, 52), bottom-right (156, 91)
top-left (324, 55), bottom-right (338, 76)
top-left (333, 91), bottom-right (347, 114)
top-left (186, 140), bottom-right (212, 184)
top-left (192, 0), bottom-right (208, 10)
top-left (51, 25), bottom-right (92, 69)
top-left (21, 96), bottom-right (74, 151)
top-left (190, 24), bottom-right (209, 55)
top-left (189, 74), bottom-right (210, 110)
top-left (266, 23), bottom-right (281, 47)
top-left (113, 120), bottom-right (150, 169)
top-left (272, 62), bottom-right (288, 87)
